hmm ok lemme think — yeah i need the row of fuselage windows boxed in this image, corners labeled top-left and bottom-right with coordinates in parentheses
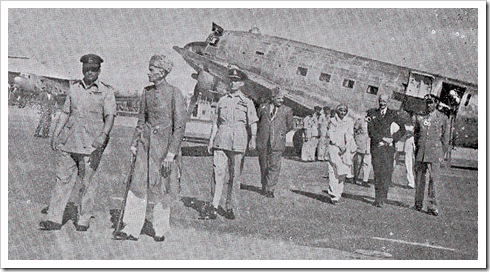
top-left (296, 66), bottom-right (379, 95)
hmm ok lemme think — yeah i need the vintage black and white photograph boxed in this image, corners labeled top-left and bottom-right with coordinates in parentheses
top-left (3, 1), bottom-right (484, 268)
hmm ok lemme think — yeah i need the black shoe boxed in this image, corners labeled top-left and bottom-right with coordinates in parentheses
top-left (345, 178), bottom-right (354, 184)
top-left (198, 204), bottom-right (217, 220)
top-left (373, 202), bottom-right (383, 208)
top-left (413, 205), bottom-right (422, 212)
top-left (362, 181), bottom-right (371, 188)
top-left (74, 223), bottom-right (89, 231)
top-left (153, 235), bottom-right (165, 242)
top-left (427, 208), bottom-right (439, 216)
top-left (113, 231), bottom-right (138, 241)
top-left (140, 219), bottom-right (156, 237)
top-left (39, 220), bottom-right (62, 231)
top-left (264, 190), bottom-right (275, 198)
top-left (224, 209), bottom-right (235, 220)
top-left (330, 199), bottom-right (338, 205)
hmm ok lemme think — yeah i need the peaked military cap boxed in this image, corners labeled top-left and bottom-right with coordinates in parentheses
top-left (80, 54), bottom-right (103, 68)
top-left (228, 66), bottom-right (247, 81)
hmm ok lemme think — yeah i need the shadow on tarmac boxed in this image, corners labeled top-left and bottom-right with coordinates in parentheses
top-left (291, 189), bottom-right (333, 204)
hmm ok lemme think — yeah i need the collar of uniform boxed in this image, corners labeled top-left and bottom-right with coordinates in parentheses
top-left (227, 90), bottom-right (244, 100)
top-left (80, 78), bottom-right (100, 90)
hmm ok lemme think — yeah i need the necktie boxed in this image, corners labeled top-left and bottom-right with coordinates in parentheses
top-left (271, 105), bottom-right (276, 118)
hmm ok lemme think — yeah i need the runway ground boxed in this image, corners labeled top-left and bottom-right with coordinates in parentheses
top-left (7, 107), bottom-right (479, 262)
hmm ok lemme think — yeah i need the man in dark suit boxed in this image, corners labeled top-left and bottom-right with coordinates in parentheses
top-left (367, 94), bottom-right (406, 207)
top-left (256, 87), bottom-right (295, 198)
top-left (413, 96), bottom-right (450, 216)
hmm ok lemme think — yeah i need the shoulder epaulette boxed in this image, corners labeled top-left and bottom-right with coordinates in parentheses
top-left (100, 81), bottom-right (115, 90)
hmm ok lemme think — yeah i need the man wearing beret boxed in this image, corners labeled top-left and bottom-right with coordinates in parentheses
top-left (201, 66), bottom-right (258, 220)
top-left (256, 87), bottom-right (294, 198)
top-left (413, 96), bottom-right (450, 216)
top-left (367, 94), bottom-right (406, 207)
top-left (40, 54), bottom-right (116, 231)
top-left (114, 54), bottom-right (187, 241)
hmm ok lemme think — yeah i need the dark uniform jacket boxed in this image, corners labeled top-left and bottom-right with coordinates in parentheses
top-left (256, 103), bottom-right (294, 152)
top-left (367, 108), bottom-right (406, 150)
top-left (414, 110), bottom-right (450, 163)
top-left (132, 83), bottom-right (187, 163)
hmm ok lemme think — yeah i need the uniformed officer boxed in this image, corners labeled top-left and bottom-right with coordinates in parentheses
top-left (114, 54), bottom-right (187, 241)
top-left (201, 66), bottom-right (258, 220)
top-left (367, 94), bottom-right (406, 207)
top-left (413, 96), bottom-right (450, 216)
top-left (256, 87), bottom-right (294, 198)
top-left (353, 117), bottom-right (372, 187)
top-left (40, 54), bottom-right (116, 231)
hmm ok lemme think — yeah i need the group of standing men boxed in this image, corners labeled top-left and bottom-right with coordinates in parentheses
top-left (321, 93), bottom-right (450, 217)
top-left (38, 53), bottom-right (450, 243)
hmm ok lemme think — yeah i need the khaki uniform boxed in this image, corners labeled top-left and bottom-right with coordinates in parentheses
top-left (301, 115), bottom-right (318, 161)
top-left (325, 115), bottom-right (356, 201)
top-left (353, 118), bottom-right (372, 183)
top-left (211, 90), bottom-right (258, 211)
top-left (124, 83), bottom-right (186, 238)
top-left (414, 110), bottom-right (450, 211)
top-left (46, 79), bottom-right (116, 226)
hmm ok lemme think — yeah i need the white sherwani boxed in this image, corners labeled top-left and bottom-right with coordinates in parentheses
top-left (326, 115), bottom-right (356, 201)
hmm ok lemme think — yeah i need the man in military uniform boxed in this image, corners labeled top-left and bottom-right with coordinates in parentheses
top-left (202, 66), bottom-right (258, 220)
top-left (114, 54), bottom-right (187, 241)
top-left (256, 87), bottom-right (294, 198)
top-left (353, 117), bottom-right (372, 187)
top-left (413, 96), bottom-right (450, 216)
top-left (40, 54), bottom-right (116, 231)
top-left (367, 94), bottom-right (406, 207)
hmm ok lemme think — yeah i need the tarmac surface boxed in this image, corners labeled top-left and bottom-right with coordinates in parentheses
top-left (7, 107), bottom-right (478, 261)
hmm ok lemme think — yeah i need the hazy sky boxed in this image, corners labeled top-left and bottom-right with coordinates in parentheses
top-left (8, 7), bottom-right (478, 96)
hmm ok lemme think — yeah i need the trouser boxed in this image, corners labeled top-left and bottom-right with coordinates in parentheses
top-left (301, 137), bottom-right (318, 161)
top-left (258, 145), bottom-right (283, 192)
top-left (35, 107), bottom-right (53, 136)
top-left (415, 161), bottom-right (442, 210)
top-left (326, 145), bottom-right (350, 201)
top-left (353, 152), bottom-right (372, 182)
top-left (211, 149), bottom-right (244, 211)
top-left (317, 137), bottom-right (328, 161)
top-left (404, 137), bottom-right (415, 187)
top-left (372, 146), bottom-right (395, 204)
top-left (123, 141), bottom-right (180, 238)
top-left (46, 148), bottom-right (105, 226)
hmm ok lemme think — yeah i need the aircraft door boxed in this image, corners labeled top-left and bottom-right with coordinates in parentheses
top-left (403, 71), bottom-right (435, 114)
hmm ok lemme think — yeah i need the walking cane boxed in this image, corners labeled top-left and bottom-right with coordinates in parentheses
top-left (113, 151), bottom-right (138, 236)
